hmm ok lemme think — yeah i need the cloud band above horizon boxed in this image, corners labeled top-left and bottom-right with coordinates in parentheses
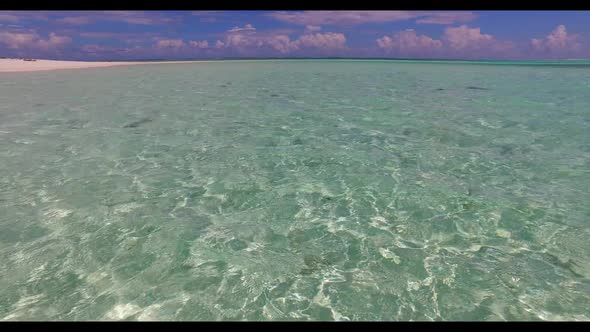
top-left (0, 11), bottom-right (588, 60)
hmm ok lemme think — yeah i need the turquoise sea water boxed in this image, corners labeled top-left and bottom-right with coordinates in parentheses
top-left (0, 60), bottom-right (589, 320)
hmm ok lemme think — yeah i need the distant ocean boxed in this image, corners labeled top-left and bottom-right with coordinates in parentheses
top-left (123, 57), bottom-right (590, 67)
top-left (0, 60), bottom-right (588, 320)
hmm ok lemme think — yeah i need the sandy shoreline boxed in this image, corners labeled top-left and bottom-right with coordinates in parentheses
top-left (0, 58), bottom-right (217, 73)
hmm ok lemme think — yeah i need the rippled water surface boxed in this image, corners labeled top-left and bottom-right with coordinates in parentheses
top-left (1, 60), bottom-right (589, 320)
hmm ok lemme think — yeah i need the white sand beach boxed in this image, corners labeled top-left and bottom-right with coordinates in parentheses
top-left (0, 58), bottom-right (221, 73)
top-left (0, 59), bottom-right (148, 72)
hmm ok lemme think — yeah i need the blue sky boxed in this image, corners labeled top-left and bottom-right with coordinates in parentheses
top-left (0, 11), bottom-right (588, 60)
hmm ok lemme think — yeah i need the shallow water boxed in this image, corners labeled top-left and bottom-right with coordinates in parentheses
top-left (1, 60), bottom-right (589, 321)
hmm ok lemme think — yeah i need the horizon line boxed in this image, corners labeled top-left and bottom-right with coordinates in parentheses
top-left (4, 56), bottom-right (589, 63)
